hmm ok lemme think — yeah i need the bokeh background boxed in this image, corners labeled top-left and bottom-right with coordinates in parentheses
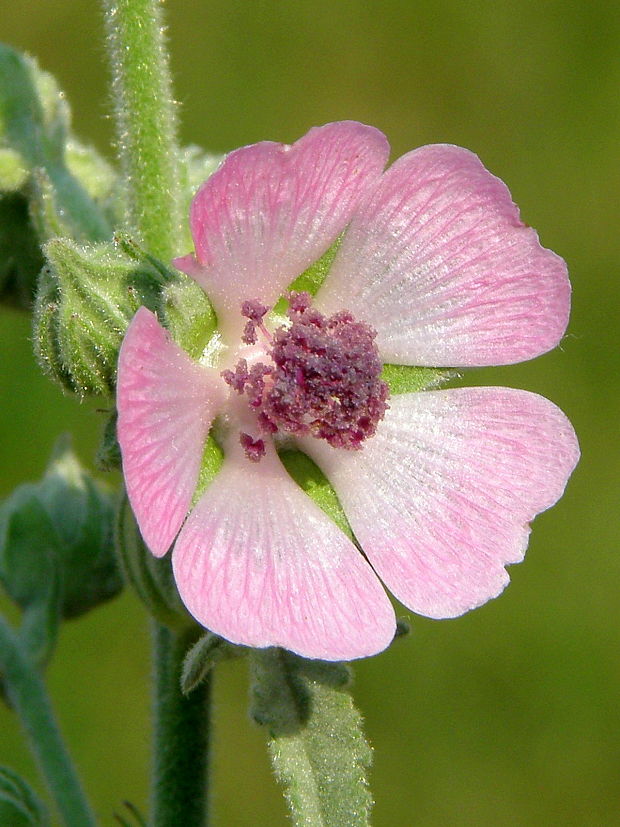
top-left (1, 1), bottom-right (618, 824)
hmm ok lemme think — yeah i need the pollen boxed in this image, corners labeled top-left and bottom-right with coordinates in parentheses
top-left (223, 292), bottom-right (389, 454)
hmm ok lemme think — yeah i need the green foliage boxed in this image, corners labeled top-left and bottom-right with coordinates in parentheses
top-left (0, 44), bottom-right (119, 311)
top-left (0, 766), bottom-right (49, 826)
top-left (250, 649), bottom-right (372, 827)
top-left (0, 437), bottom-right (121, 668)
top-left (180, 632), bottom-right (241, 695)
top-left (115, 491), bottom-right (192, 631)
top-left (0, 43), bottom-right (113, 245)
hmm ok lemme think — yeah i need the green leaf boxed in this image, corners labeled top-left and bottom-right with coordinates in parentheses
top-left (381, 363), bottom-right (455, 394)
top-left (0, 766), bottom-right (50, 826)
top-left (250, 649), bottom-right (372, 827)
top-left (278, 448), bottom-right (354, 542)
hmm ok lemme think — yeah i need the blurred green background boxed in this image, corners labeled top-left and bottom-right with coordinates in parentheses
top-left (1, 0), bottom-right (618, 824)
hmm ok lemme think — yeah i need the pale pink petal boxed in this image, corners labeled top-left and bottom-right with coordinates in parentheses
top-left (172, 438), bottom-right (396, 660)
top-left (316, 145), bottom-right (570, 366)
top-left (301, 388), bottom-right (579, 618)
top-left (117, 307), bottom-right (225, 557)
top-left (175, 122), bottom-right (389, 341)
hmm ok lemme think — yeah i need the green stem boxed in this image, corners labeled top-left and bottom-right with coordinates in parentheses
top-left (0, 616), bottom-right (97, 827)
top-left (151, 622), bottom-right (212, 827)
top-left (102, 0), bottom-right (181, 260)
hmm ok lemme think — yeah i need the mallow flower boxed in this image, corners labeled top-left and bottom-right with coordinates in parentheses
top-left (117, 121), bottom-right (579, 661)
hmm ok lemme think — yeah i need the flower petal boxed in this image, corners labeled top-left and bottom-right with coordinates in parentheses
top-left (117, 307), bottom-right (225, 557)
top-left (316, 145), bottom-right (570, 366)
top-left (172, 439), bottom-right (396, 660)
top-left (174, 121), bottom-right (389, 341)
top-left (302, 388), bottom-right (579, 618)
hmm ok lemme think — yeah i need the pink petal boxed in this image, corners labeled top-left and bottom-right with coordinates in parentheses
top-left (172, 438), bottom-right (396, 660)
top-left (302, 388), bottom-right (579, 618)
top-left (174, 122), bottom-right (389, 341)
top-left (316, 145), bottom-right (570, 366)
top-left (117, 307), bottom-right (225, 557)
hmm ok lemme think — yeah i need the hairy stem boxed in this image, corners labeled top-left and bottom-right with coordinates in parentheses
top-left (151, 622), bottom-right (212, 826)
top-left (0, 616), bottom-right (97, 827)
top-left (102, 0), bottom-right (182, 260)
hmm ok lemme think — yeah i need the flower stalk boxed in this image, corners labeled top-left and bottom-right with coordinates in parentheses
top-left (0, 616), bottom-right (97, 827)
top-left (102, 0), bottom-right (182, 260)
top-left (151, 623), bottom-right (212, 827)
top-left (101, 1), bottom-right (211, 823)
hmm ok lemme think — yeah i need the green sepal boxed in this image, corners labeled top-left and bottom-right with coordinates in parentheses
top-left (250, 649), bottom-right (372, 827)
top-left (96, 410), bottom-right (122, 472)
top-left (278, 448), bottom-right (354, 542)
top-left (0, 147), bottom-right (27, 191)
top-left (191, 433), bottom-right (224, 507)
top-left (381, 363), bottom-right (455, 394)
top-left (160, 277), bottom-right (218, 361)
top-left (115, 491), bottom-right (194, 631)
top-left (273, 235), bottom-right (343, 317)
top-left (0, 44), bottom-right (112, 243)
top-left (0, 766), bottom-right (50, 827)
top-left (0, 437), bottom-right (122, 668)
top-left (32, 236), bottom-right (175, 397)
top-left (180, 631), bottom-right (241, 696)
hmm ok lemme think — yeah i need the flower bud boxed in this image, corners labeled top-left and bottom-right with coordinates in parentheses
top-left (0, 44), bottom-right (112, 245)
top-left (0, 45), bottom-right (117, 310)
top-left (115, 491), bottom-right (193, 631)
top-left (33, 236), bottom-right (173, 397)
top-left (0, 437), bottom-right (122, 666)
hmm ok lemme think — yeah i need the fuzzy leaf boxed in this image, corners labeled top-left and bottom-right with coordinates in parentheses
top-left (250, 649), bottom-right (372, 827)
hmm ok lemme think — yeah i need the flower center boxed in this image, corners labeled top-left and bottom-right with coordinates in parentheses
top-left (222, 292), bottom-right (389, 460)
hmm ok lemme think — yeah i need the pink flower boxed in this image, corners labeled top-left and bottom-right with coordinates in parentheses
top-left (117, 122), bottom-right (579, 661)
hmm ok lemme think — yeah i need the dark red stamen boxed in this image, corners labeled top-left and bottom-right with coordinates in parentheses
top-left (228, 293), bottom-right (389, 454)
top-left (239, 432), bottom-right (266, 462)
